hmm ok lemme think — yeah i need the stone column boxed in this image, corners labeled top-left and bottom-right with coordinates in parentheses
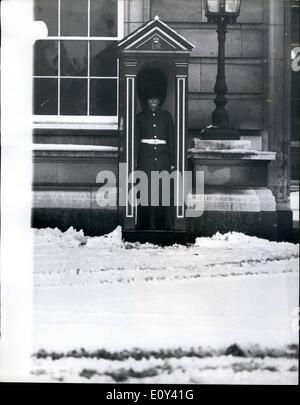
top-left (265, 0), bottom-right (292, 240)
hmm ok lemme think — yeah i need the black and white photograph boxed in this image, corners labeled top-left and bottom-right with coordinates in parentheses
top-left (0, 0), bottom-right (299, 386)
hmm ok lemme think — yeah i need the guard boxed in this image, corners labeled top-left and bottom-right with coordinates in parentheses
top-left (135, 93), bottom-right (175, 230)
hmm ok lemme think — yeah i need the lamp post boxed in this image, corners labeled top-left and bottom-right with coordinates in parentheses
top-left (202, 0), bottom-right (241, 139)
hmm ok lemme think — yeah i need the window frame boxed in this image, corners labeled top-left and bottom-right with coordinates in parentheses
top-left (33, 0), bottom-right (124, 130)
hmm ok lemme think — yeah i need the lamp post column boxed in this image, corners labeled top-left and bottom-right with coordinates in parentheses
top-left (202, 0), bottom-right (241, 140)
top-left (212, 19), bottom-right (229, 129)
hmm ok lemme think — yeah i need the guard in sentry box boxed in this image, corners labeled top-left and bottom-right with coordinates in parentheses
top-left (135, 91), bottom-right (175, 231)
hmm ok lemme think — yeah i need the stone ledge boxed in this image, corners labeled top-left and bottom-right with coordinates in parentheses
top-left (188, 148), bottom-right (276, 160)
top-left (187, 187), bottom-right (276, 212)
top-left (32, 188), bottom-right (117, 210)
top-left (33, 187), bottom-right (276, 213)
top-left (33, 144), bottom-right (118, 159)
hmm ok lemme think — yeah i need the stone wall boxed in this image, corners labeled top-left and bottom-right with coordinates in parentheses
top-left (149, 0), bottom-right (267, 136)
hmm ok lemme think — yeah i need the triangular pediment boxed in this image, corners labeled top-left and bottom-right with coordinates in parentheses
top-left (117, 16), bottom-right (194, 52)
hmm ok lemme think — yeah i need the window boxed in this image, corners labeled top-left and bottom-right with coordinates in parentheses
top-left (33, 0), bottom-right (124, 129)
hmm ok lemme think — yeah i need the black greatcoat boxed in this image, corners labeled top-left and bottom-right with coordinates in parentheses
top-left (135, 107), bottom-right (175, 230)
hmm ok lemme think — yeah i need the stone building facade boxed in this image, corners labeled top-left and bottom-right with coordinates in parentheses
top-left (32, 0), bottom-right (299, 241)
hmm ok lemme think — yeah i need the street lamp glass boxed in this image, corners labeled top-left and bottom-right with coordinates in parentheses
top-left (205, 0), bottom-right (241, 15)
top-left (225, 0), bottom-right (240, 13)
top-left (206, 0), bottom-right (219, 13)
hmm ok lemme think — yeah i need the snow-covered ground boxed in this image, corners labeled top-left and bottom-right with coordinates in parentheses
top-left (32, 227), bottom-right (299, 384)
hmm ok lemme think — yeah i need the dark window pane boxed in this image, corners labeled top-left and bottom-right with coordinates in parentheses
top-left (34, 40), bottom-right (58, 76)
top-left (33, 78), bottom-right (58, 115)
top-left (60, 0), bottom-right (88, 36)
top-left (60, 41), bottom-right (88, 76)
top-left (60, 79), bottom-right (87, 115)
top-left (34, 0), bottom-right (58, 36)
top-left (90, 0), bottom-right (118, 37)
top-left (90, 79), bottom-right (117, 115)
top-left (90, 41), bottom-right (117, 76)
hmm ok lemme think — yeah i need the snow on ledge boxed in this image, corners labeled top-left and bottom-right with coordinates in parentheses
top-left (33, 144), bottom-right (118, 152)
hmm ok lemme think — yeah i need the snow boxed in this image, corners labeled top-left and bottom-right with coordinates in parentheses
top-left (31, 354), bottom-right (298, 384)
top-left (32, 226), bottom-right (299, 383)
top-left (33, 144), bottom-right (118, 152)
